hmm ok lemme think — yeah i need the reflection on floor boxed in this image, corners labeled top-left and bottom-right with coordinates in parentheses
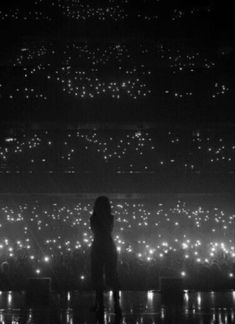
top-left (0, 290), bottom-right (235, 324)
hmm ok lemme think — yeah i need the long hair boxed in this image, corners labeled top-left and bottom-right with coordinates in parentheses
top-left (93, 196), bottom-right (111, 218)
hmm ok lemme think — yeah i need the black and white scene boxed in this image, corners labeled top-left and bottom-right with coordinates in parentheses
top-left (0, 0), bottom-right (234, 323)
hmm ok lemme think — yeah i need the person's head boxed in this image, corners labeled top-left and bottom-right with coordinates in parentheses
top-left (93, 196), bottom-right (111, 216)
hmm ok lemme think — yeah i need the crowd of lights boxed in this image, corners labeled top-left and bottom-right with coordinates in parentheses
top-left (157, 44), bottom-right (216, 74)
top-left (0, 0), bottom-right (213, 24)
top-left (1, 42), bottom-right (153, 101)
top-left (0, 40), bottom-right (232, 104)
top-left (0, 129), bottom-right (234, 173)
top-left (55, 0), bottom-right (128, 22)
top-left (0, 199), bottom-right (234, 278)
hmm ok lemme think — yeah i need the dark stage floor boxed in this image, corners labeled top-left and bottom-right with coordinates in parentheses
top-left (0, 290), bottom-right (235, 324)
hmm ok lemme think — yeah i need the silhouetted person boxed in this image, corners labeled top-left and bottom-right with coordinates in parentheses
top-left (90, 196), bottom-right (121, 315)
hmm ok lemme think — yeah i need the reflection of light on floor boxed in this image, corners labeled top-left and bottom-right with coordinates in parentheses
top-left (104, 311), bottom-right (108, 323)
top-left (184, 290), bottom-right (189, 304)
top-left (197, 292), bottom-right (201, 309)
top-left (184, 290), bottom-right (189, 315)
top-left (147, 291), bottom-right (154, 302)
top-left (233, 291), bottom-right (235, 303)
top-left (218, 310), bottom-right (222, 323)
top-left (0, 312), bottom-right (4, 323)
top-left (66, 308), bottom-right (73, 324)
top-left (12, 313), bottom-right (20, 324)
top-left (231, 311), bottom-right (234, 322)
top-left (67, 291), bottom-right (71, 302)
top-left (212, 309), bottom-right (216, 321)
top-left (1, 291), bottom-right (235, 323)
top-left (7, 291), bottom-right (12, 307)
top-left (28, 308), bottom-right (33, 321)
top-left (225, 313), bottom-right (228, 324)
top-left (109, 290), bottom-right (113, 303)
top-left (101, 312), bottom-right (111, 323)
top-left (210, 291), bottom-right (215, 305)
top-left (122, 317), bottom-right (127, 324)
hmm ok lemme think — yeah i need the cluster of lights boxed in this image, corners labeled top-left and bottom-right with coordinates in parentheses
top-left (0, 1), bottom-right (214, 24)
top-left (65, 42), bottom-right (130, 66)
top-left (1, 42), bottom-right (154, 101)
top-left (211, 82), bottom-right (230, 99)
top-left (0, 129), bottom-right (234, 173)
top-left (0, 199), bottom-right (234, 276)
top-left (54, 67), bottom-right (150, 100)
top-left (136, 13), bottom-right (158, 21)
top-left (0, 37), bottom-right (233, 112)
top-left (1, 40), bottom-right (231, 106)
top-left (171, 5), bottom-right (211, 22)
top-left (55, 0), bottom-right (128, 22)
top-left (8, 87), bottom-right (47, 101)
top-left (162, 48), bottom-right (216, 74)
top-left (0, 7), bottom-right (51, 22)
top-left (164, 89), bottom-right (193, 99)
top-left (14, 45), bottom-right (55, 66)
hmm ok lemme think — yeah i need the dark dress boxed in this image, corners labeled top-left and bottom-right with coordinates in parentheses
top-left (90, 212), bottom-right (119, 290)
